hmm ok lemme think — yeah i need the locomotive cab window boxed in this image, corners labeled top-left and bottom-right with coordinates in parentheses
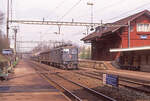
top-left (71, 49), bottom-right (77, 54)
top-left (63, 49), bottom-right (69, 53)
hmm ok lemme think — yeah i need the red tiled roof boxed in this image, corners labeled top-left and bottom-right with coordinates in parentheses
top-left (81, 10), bottom-right (150, 42)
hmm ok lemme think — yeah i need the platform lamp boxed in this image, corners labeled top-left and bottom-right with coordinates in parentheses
top-left (87, 1), bottom-right (94, 31)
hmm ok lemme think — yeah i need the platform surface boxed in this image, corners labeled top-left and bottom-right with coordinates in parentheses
top-left (0, 60), bottom-right (69, 101)
top-left (83, 67), bottom-right (150, 83)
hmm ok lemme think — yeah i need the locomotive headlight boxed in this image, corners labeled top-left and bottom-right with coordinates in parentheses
top-left (63, 49), bottom-right (69, 52)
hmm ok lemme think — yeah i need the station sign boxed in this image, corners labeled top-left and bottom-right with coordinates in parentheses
top-left (103, 73), bottom-right (119, 87)
top-left (2, 49), bottom-right (13, 55)
top-left (140, 35), bottom-right (147, 39)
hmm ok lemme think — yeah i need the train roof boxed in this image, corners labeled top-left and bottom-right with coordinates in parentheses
top-left (39, 49), bottom-right (50, 54)
top-left (53, 45), bottom-right (77, 50)
top-left (39, 45), bottom-right (77, 54)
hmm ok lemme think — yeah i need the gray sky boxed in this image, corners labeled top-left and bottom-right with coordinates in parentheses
top-left (1, 0), bottom-right (150, 52)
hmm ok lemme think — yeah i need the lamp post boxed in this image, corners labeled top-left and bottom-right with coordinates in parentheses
top-left (6, 0), bottom-right (10, 39)
top-left (87, 2), bottom-right (94, 31)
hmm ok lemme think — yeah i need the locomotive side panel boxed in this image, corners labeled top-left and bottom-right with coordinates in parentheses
top-left (32, 45), bottom-right (78, 70)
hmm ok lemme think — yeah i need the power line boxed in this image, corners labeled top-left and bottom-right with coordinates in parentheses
top-left (46, 0), bottom-right (67, 19)
top-left (59, 0), bottom-right (82, 20)
top-left (76, 0), bottom-right (124, 20)
top-left (36, 0), bottom-right (82, 39)
top-left (42, 0), bottom-right (84, 40)
top-left (42, 0), bottom-right (68, 40)
top-left (106, 1), bottom-right (150, 22)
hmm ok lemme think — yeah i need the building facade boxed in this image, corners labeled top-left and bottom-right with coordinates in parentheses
top-left (82, 10), bottom-right (150, 61)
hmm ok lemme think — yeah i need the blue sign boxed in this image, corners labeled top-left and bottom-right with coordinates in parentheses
top-left (140, 35), bottom-right (147, 39)
top-left (106, 74), bottom-right (118, 87)
top-left (2, 49), bottom-right (13, 55)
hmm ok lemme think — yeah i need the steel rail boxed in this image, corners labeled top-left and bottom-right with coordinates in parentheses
top-left (75, 72), bottom-right (150, 93)
top-left (42, 73), bottom-right (82, 101)
top-left (55, 73), bottom-right (116, 101)
top-left (30, 61), bottom-right (116, 101)
top-left (29, 62), bottom-right (82, 101)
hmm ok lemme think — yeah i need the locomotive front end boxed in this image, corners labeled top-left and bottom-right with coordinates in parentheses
top-left (62, 47), bottom-right (78, 69)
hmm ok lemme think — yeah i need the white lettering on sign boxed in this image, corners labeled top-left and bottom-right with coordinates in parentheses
top-left (2, 49), bottom-right (12, 55)
top-left (140, 35), bottom-right (148, 39)
top-left (103, 74), bottom-right (106, 85)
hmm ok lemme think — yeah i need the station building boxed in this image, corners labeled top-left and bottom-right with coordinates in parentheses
top-left (81, 10), bottom-right (150, 72)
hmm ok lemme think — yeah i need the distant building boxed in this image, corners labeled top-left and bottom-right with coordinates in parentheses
top-left (82, 10), bottom-right (150, 61)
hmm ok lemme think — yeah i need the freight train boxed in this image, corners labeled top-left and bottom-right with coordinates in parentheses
top-left (31, 45), bottom-right (78, 69)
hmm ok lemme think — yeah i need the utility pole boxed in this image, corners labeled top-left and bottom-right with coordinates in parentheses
top-left (6, 0), bottom-right (10, 38)
top-left (14, 29), bottom-right (17, 54)
top-left (12, 26), bottom-right (19, 60)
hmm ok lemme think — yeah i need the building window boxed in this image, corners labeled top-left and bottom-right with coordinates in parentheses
top-left (137, 24), bottom-right (150, 32)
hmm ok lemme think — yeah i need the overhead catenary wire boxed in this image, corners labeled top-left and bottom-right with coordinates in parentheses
top-left (41, 0), bottom-right (82, 40)
top-left (39, 0), bottom-right (126, 40)
top-left (12, 0), bottom-right (150, 45)
top-left (41, 0), bottom-right (69, 40)
top-left (46, 0), bottom-right (67, 19)
top-left (75, 0), bottom-right (125, 21)
top-left (59, 0), bottom-right (82, 20)
top-left (106, 1), bottom-right (150, 22)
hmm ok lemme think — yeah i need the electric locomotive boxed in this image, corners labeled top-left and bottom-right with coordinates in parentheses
top-left (38, 45), bottom-right (78, 69)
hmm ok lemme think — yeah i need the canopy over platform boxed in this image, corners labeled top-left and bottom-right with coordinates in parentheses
top-left (110, 46), bottom-right (150, 52)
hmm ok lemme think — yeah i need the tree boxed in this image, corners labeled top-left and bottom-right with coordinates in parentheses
top-left (79, 45), bottom-right (91, 59)
top-left (81, 46), bottom-right (86, 59)
top-left (86, 46), bottom-right (91, 59)
top-left (0, 11), bottom-right (10, 52)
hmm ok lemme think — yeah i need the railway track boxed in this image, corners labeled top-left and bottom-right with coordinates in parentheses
top-left (42, 73), bottom-right (82, 101)
top-left (74, 71), bottom-right (150, 94)
top-left (29, 61), bottom-right (150, 94)
top-left (29, 61), bottom-right (116, 101)
top-left (29, 62), bottom-right (81, 101)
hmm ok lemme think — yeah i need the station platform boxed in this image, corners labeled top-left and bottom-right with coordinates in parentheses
top-left (0, 60), bottom-right (70, 101)
top-left (82, 67), bottom-right (150, 83)
top-left (102, 69), bottom-right (150, 83)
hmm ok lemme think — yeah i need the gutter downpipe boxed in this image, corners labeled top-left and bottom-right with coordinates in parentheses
top-left (128, 21), bottom-right (130, 48)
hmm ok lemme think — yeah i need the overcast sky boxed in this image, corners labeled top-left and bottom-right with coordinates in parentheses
top-left (1, 0), bottom-right (150, 52)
